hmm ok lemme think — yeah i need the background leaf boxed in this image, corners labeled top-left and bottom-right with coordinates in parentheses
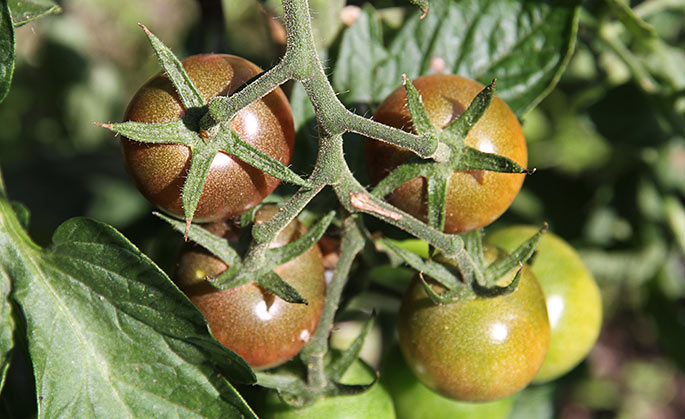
top-left (0, 197), bottom-right (256, 418)
top-left (0, 0), bottom-right (14, 103)
top-left (333, 0), bottom-right (580, 116)
top-left (0, 267), bottom-right (13, 394)
top-left (8, 0), bottom-right (61, 27)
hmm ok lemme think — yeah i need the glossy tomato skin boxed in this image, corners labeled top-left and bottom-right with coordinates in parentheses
top-left (397, 246), bottom-right (549, 401)
top-left (381, 345), bottom-right (514, 419)
top-left (485, 226), bottom-right (602, 383)
top-left (173, 206), bottom-right (325, 369)
top-left (366, 75), bottom-right (527, 233)
top-left (254, 357), bottom-right (396, 418)
top-left (123, 54), bottom-right (295, 222)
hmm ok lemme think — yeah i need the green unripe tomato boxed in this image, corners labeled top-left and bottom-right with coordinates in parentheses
top-left (173, 205), bottom-right (325, 369)
top-left (485, 226), bottom-right (603, 383)
top-left (366, 74), bottom-right (527, 233)
top-left (123, 54), bottom-right (295, 222)
top-left (398, 246), bottom-right (550, 402)
top-left (254, 358), bottom-right (396, 418)
top-left (381, 346), bottom-right (514, 419)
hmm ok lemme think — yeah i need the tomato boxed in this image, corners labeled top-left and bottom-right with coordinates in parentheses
top-left (397, 246), bottom-right (550, 401)
top-left (366, 74), bottom-right (527, 233)
top-left (172, 205), bottom-right (325, 369)
top-left (123, 54), bottom-right (295, 222)
top-left (485, 226), bottom-right (602, 383)
top-left (253, 357), bottom-right (396, 418)
top-left (381, 346), bottom-right (514, 419)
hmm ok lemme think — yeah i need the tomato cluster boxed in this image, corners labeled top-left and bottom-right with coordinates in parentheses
top-left (120, 55), bottom-right (602, 416)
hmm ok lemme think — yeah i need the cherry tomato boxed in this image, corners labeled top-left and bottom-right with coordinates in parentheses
top-left (366, 74), bottom-right (527, 233)
top-left (173, 205), bottom-right (325, 369)
top-left (123, 54), bottom-right (295, 222)
top-left (485, 226), bottom-right (602, 383)
top-left (397, 246), bottom-right (550, 401)
top-left (381, 345), bottom-right (514, 419)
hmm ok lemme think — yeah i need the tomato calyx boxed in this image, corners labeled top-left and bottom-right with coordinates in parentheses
top-left (381, 224), bottom-right (548, 304)
top-left (95, 26), bottom-right (309, 230)
top-left (371, 76), bottom-right (533, 232)
top-left (156, 206), bottom-right (334, 304)
top-left (255, 315), bottom-right (377, 407)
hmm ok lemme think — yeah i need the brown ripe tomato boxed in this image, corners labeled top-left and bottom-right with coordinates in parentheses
top-left (366, 74), bottom-right (527, 233)
top-left (397, 246), bottom-right (550, 402)
top-left (123, 54), bottom-right (295, 222)
top-left (173, 205), bottom-right (325, 369)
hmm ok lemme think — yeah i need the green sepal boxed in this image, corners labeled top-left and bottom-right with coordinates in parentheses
top-left (218, 125), bottom-right (311, 187)
top-left (426, 173), bottom-right (449, 231)
top-left (140, 24), bottom-right (205, 109)
top-left (484, 223), bottom-right (547, 283)
top-left (326, 379), bottom-right (376, 397)
top-left (381, 240), bottom-right (461, 290)
top-left (417, 272), bottom-right (474, 304)
top-left (454, 146), bottom-right (530, 174)
top-left (463, 230), bottom-right (485, 269)
top-left (267, 210), bottom-right (335, 266)
top-left (473, 267), bottom-right (522, 298)
top-left (327, 313), bottom-right (375, 382)
top-left (371, 159), bottom-right (429, 198)
top-left (256, 271), bottom-right (307, 305)
top-left (445, 79), bottom-right (495, 141)
top-left (404, 76), bottom-right (437, 135)
top-left (8, 0), bottom-right (61, 27)
top-left (153, 212), bottom-right (241, 267)
top-left (95, 120), bottom-right (199, 146)
top-left (181, 143), bottom-right (219, 227)
top-left (605, 0), bottom-right (657, 39)
top-left (240, 206), bottom-right (260, 228)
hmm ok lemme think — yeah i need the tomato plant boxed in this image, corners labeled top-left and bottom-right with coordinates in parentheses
top-left (397, 246), bottom-right (550, 401)
top-left (366, 74), bottom-right (527, 233)
top-left (253, 357), bottom-right (396, 418)
top-left (381, 345), bottom-right (514, 419)
top-left (123, 53), bottom-right (295, 222)
top-left (485, 226), bottom-right (603, 383)
top-left (173, 205), bottom-right (325, 369)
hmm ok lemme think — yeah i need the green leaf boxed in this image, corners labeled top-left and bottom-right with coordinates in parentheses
top-left (256, 271), bottom-right (307, 305)
top-left (0, 198), bottom-right (256, 417)
top-left (665, 196), bottom-right (685, 256)
top-left (8, 0), bottom-right (60, 26)
top-left (96, 120), bottom-right (199, 146)
top-left (0, 267), bottom-right (14, 394)
top-left (140, 24), bottom-right (205, 110)
top-left (334, 0), bottom-right (580, 116)
top-left (332, 4), bottom-right (389, 104)
top-left (0, 0), bottom-right (15, 103)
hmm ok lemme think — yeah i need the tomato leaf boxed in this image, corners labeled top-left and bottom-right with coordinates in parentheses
top-left (0, 266), bottom-right (13, 394)
top-left (334, 0), bottom-right (580, 116)
top-left (8, 0), bottom-right (60, 26)
top-left (0, 196), bottom-right (257, 417)
top-left (0, 0), bottom-right (14, 104)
